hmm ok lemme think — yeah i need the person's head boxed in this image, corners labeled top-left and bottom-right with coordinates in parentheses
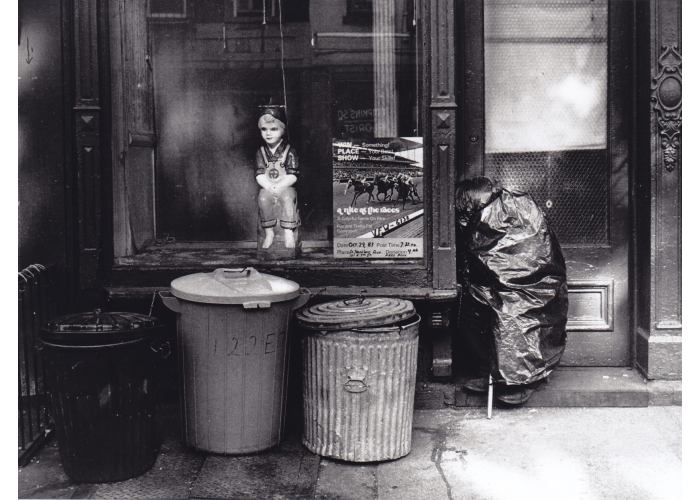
top-left (455, 177), bottom-right (496, 227)
top-left (257, 105), bottom-right (287, 148)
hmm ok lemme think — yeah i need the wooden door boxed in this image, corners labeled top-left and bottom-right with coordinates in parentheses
top-left (460, 0), bottom-right (634, 365)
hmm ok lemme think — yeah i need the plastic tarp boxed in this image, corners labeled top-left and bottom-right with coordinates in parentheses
top-left (462, 188), bottom-right (568, 385)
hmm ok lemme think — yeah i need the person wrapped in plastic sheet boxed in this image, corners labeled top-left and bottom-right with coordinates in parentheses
top-left (455, 177), bottom-right (568, 404)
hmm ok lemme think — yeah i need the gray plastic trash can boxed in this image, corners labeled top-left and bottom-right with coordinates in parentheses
top-left (160, 267), bottom-right (309, 454)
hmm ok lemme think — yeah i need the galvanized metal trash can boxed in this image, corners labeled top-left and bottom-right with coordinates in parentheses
top-left (296, 297), bottom-right (420, 462)
top-left (160, 267), bottom-right (309, 454)
top-left (40, 310), bottom-right (167, 483)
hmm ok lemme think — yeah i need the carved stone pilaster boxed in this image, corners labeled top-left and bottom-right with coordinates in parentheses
top-left (427, 0), bottom-right (457, 378)
top-left (637, 0), bottom-right (682, 380)
top-left (428, 0), bottom-right (457, 293)
top-left (73, 0), bottom-right (103, 292)
top-left (650, 45), bottom-right (681, 172)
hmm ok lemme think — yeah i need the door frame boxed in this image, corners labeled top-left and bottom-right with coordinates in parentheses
top-left (456, 0), bottom-right (637, 367)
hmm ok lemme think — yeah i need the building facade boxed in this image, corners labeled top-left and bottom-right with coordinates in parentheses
top-left (18, 0), bottom-right (681, 386)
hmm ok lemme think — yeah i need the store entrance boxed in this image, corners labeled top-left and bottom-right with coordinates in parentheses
top-left (460, 0), bottom-right (634, 366)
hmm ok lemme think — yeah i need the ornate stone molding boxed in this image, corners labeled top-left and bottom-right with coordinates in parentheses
top-left (651, 45), bottom-right (682, 172)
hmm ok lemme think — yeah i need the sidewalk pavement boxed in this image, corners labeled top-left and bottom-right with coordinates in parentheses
top-left (18, 406), bottom-right (681, 500)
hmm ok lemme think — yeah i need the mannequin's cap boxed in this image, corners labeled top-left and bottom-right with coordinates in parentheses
top-left (257, 105), bottom-right (287, 125)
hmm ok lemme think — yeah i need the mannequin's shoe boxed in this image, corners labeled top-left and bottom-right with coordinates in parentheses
top-left (283, 229), bottom-right (296, 248)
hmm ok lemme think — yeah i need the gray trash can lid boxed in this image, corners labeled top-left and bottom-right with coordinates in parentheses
top-left (170, 267), bottom-right (300, 305)
top-left (295, 297), bottom-right (416, 330)
top-left (41, 309), bottom-right (163, 346)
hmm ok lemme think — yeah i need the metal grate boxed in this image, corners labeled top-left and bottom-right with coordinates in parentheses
top-left (483, 0), bottom-right (609, 246)
top-left (487, 149), bottom-right (609, 245)
top-left (18, 264), bottom-right (55, 466)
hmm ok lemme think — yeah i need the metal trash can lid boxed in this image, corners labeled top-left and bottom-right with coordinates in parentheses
top-left (295, 297), bottom-right (416, 330)
top-left (170, 267), bottom-right (300, 305)
top-left (41, 309), bottom-right (163, 346)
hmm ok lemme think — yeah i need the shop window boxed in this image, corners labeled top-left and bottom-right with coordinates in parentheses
top-left (118, 0), bottom-right (423, 263)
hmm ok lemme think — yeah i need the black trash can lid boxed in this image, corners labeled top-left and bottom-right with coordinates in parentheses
top-left (295, 297), bottom-right (416, 330)
top-left (41, 309), bottom-right (163, 346)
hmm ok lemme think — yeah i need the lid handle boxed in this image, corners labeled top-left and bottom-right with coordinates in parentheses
top-left (212, 267), bottom-right (273, 294)
top-left (214, 268), bottom-right (253, 280)
top-left (343, 296), bottom-right (366, 306)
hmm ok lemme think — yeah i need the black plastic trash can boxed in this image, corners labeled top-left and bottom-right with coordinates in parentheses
top-left (40, 310), bottom-right (168, 483)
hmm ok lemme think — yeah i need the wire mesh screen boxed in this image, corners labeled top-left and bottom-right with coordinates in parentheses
top-left (486, 150), bottom-right (608, 245)
top-left (18, 264), bottom-right (55, 465)
top-left (483, 0), bottom-right (609, 245)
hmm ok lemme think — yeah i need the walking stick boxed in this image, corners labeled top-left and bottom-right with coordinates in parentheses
top-left (487, 374), bottom-right (494, 419)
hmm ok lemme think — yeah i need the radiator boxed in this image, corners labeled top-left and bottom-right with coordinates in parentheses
top-left (18, 264), bottom-right (55, 466)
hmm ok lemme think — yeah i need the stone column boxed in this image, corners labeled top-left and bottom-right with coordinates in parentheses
top-left (73, 0), bottom-right (105, 299)
top-left (428, 0), bottom-right (457, 377)
top-left (636, 0), bottom-right (682, 380)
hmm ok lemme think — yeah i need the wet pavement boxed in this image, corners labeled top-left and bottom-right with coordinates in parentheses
top-left (18, 406), bottom-right (682, 500)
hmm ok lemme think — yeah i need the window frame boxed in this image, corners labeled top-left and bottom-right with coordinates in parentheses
top-left (109, 0), bottom-right (457, 298)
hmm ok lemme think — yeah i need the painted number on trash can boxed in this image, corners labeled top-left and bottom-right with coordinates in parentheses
top-left (228, 332), bottom-right (280, 356)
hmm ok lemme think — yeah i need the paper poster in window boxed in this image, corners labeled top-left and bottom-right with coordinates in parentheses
top-left (333, 137), bottom-right (424, 259)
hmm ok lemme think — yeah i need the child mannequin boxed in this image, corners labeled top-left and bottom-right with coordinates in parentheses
top-left (255, 106), bottom-right (300, 249)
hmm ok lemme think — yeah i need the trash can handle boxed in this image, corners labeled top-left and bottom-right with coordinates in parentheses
top-left (159, 291), bottom-right (182, 313)
top-left (344, 367), bottom-right (369, 393)
top-left (292, 288), bottom-right (313, 310)
top-left (150, 340), bottom-right (172, 359)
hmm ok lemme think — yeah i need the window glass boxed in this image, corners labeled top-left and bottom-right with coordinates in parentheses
top-left (484, 0), bottom-right (607, 152)
top-left (484, 0), bottom-right (609, 246)
top-left (148, 0), bottom-right (421, 245)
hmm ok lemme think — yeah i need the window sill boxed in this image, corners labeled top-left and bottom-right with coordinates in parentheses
top-left (113, 241), bottom-right (424, 269)
top-left (108, 242), bottom-right (456, 300)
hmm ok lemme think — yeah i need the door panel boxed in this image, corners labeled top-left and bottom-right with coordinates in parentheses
top-left (466, 0), bottom-right (632, 366)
